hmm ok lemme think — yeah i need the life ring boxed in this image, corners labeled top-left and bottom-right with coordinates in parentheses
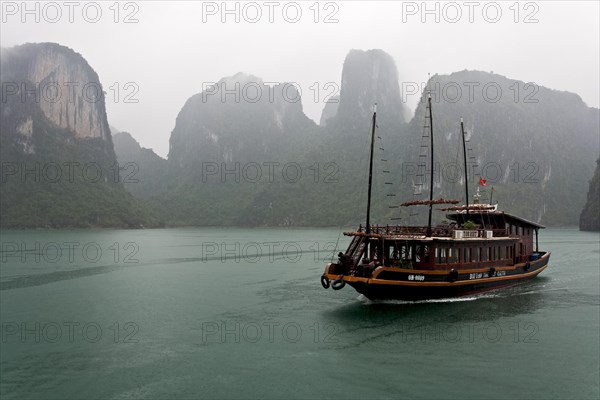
top-left (488, 267), bottom-right (496, 277)
top-left (448, 269), bottom-right (459, 283)
top-left (332, 278), bottom-right (346, 290)
top-left (320, 275), bottom-right (330, 289)
top-left (524, 262), bottom-right (531, 272)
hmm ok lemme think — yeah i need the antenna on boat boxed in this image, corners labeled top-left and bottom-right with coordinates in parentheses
top-left (365, 103), bottom-right (377, 235)
top-left (460, 117), bottom-right (470, 217)
top-left (426, 77), bottom-right (434, 237)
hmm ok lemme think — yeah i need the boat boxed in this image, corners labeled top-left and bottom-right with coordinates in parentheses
top-left (320, 96), bottom-right (551, 301)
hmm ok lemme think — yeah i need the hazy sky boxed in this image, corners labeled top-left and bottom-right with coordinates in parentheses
top-left (2, 0), bottom-right (599, 157)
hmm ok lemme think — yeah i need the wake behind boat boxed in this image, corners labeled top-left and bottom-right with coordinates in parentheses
top-left (320, 97), bottom-right (551, 301)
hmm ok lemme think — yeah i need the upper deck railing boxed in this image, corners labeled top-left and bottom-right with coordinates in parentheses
top-left (353, 225), bottom-right (508, 239)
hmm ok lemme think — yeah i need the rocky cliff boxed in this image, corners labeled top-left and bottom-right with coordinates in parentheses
top-left (0, 43), bottom-right (150, 228)
top-left (326, 49), bottom-right (405, 133)
top-left (1, 43), bottom-right (111, 141)
top-left (580, 159), bottom-right (600, 231)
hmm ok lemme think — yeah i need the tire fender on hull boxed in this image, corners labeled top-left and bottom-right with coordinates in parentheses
top-left (332, 278), bottom-right (346, 290)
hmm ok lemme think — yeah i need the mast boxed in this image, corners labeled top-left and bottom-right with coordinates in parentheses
top-left (427, 94), bottom-right (434, 237)
top-left (365, 103), bottom-right (377, 235)
top-left (460, 117), bottom-right (470, 217)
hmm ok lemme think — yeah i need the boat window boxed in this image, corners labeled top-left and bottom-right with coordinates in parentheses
top-left (482, 247), bottom-right (488, 261)
top-left (437, 247), bottom-right (447, 264)
top-left (388, 242), bottom-right (398, 261)
top-left (449, 248), bottom-right (458, 263)
top-left (402, 244), bottom-right (411, 261)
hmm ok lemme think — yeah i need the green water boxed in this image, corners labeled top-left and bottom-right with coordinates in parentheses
top-left (0, 227), bottom-right (598, 399)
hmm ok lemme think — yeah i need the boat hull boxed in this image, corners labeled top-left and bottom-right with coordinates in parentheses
top-left (324, 252), bottom-right (550, 301)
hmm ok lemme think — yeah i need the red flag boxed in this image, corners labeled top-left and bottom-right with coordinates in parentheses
top-left (479, 177), bottom-right (487, 186)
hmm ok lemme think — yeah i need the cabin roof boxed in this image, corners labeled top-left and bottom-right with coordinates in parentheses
top-left (447, 210), bottom-right (545, 229)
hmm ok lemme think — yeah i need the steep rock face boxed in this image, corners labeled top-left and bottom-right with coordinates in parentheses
top-left (0, 42), bottom-right (148, 228)
top-left (1, 42), bottom-right (110, 141)
top-left (327, 49), bottom-right (405, 133)
top-left (319, 95), bottom-right (339, 126)
top-left (402, 71), bottom-right (600, 226)
top-left (168, 73), bottom-right (317, 169)
top-left (580, 159), bottom-right (600, 231)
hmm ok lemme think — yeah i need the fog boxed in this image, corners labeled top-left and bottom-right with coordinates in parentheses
top-left (1, 0), bottom-right (598, 157)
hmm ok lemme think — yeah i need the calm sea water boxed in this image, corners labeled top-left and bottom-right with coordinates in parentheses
top-left (0, 227), bottom-right (598, 399)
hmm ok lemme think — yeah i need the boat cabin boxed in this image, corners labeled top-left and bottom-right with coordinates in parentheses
top-left (339, 210), bottom-right (545, 275)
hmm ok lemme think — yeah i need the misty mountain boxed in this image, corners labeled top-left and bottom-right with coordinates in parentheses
top-left (400, 71), bottom-right (600, 226)
top-left (112, 130), bottom-right (167, 198)
top-left (580, 159), bottom-right (600, 231)
top-left (5, 43), bottom-right (598, 228)
top-left (0, 43), bottom-right (153, 228)
top-left (125, 50), bottom-right (409, 226)
top-left (325, 49), bottom-right (406, 134)
top-left (124, 73), bottom-right (325, 226)
top-left (168, 73), bottom-right (318, 169)
top-left (113, 49), bottom-right (599, 228)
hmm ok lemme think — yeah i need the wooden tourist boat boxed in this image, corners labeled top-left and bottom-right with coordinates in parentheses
top-left (320, 97), bottom-right (551, 301)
